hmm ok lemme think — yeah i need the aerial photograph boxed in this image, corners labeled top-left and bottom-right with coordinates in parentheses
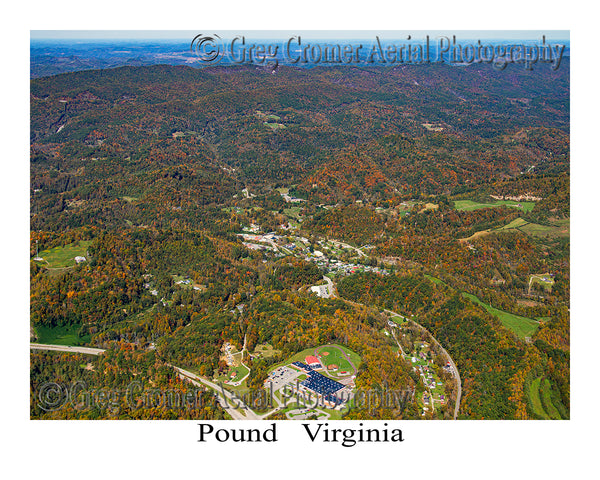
top-left (29, 30), bottom-right (570, 423)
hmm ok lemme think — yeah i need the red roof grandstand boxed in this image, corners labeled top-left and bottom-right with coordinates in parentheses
top-left (305, 355), bottom-right (320, 366)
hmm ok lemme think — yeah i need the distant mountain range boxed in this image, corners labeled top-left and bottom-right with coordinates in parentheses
top-left (31, 38), bottom-right (570, 78)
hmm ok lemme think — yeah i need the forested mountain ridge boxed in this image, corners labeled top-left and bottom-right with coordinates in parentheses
top-left (30, 61), bottom-right (569, 420)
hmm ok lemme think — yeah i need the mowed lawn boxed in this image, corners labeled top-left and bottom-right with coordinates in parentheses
top-left (35, 240), bottom-right (92, 268)
top-left (454, 200), bottom-right (535, 213)
top-left (462, 293), bottom-right (539, 339)
top-left (316, 345), bottom-right (359, 373)
top-left (530, 274), bottom-right (555, 292)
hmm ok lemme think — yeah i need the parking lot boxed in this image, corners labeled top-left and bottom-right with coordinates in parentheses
top-left (265, 366), bottom-right (302, 392)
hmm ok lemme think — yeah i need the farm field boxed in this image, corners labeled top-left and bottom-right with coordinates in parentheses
top-left (496, 217), bottom-right (529, 230)
top-left (528, 377), bottom-right (564, 419)
top-left (454, 199), bottom-right (535, 213)
top-left (498, 217), bottom-right (569, 238)
top-left (460, 217), bottom-right (568, 243)
top-left (34, 240), bottom-right (92, 268)
top-left (462, 293), bottom-right (539, 339)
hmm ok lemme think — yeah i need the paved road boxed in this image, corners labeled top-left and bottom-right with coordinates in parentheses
top-left (390, 329), bottom-right (407, 356)
top-left (323, 276), bottom-right (336, 297)
top-left (30, 342), bottom-right (261, 420)
top-left (172, 365), bottom-right (260, 420)
top-left (329, 240), bottom-right (367, 258)
top-left (30, 343), bottom-right (106, 356)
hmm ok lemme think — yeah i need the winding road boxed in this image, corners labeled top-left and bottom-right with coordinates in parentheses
top-left (312, 285), bottom-right (462, 419)
top-left (384, 309), bottom-right (462, 420)
top-left (172, 366), bottom-right (260, 420)
top-left (31, 269), bottom-right (462, 420)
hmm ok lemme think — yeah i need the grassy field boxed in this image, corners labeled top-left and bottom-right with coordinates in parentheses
top-left (325, 344), bottom-right (361, 369)
top-left (34, 324), bottom-right (91, 346)
top-left (34, 240), bottom-right (93, 268)
top-left (419, 203), bottom-right (439, 213)
top-left (315, 345), bottom-right (357, 374)
top-left (253, 344), bottom-right (282, 359)
top-left (496, 217), bottom-right (568, 238)
top-left (520, 221), bottom-right (569, 238)
top-left (462, 293), bottom-right (539, 339)
top-left (389, 314), bottom-right (407, 325)
top-left (460, 217), bottom-right (568, 243)
top-left (539, 378), bottom-right (562, 419)
top-left (214, 364), bottom-right (249, 384)
top-left (528, 377), bottom-right (548, 418)
top-left (283, 206), bottom-right (303, 220)
top-left (496, 217), bottom-right (529, 230)
top-left (424, 274), bottom-right (445, 285)
top-left (530, 274), bottom-right (555, 292)
top-left (268, 344), bottom-right (361, 375)
top-left (454, 199), bottom-right (536, 213)
top-left (422, 275), bottom-right (538, 338)
top-left (264, 122), bottom-right (286, 130)
top-left (528, 376), bottom-right (563, 419)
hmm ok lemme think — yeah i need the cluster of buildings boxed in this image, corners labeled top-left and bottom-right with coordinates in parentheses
top-left (280, 192), bottom-right (306, 203)
top-left (304, 254), bottom-right (388, 277)
top-left (291, 360), bottom-right (349, 408)
top-left (418, 364), bottom-right (442, 391)
top-left (237, 223), bottom-right (389, 280)
top-left (443, 361), bottom-right (455, 376)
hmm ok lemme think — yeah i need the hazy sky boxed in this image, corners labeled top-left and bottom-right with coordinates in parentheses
top-left (31, 30), bottom-right (570, 41)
